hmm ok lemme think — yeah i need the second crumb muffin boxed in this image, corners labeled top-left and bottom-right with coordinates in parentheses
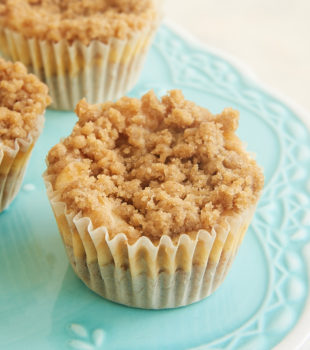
top-left (44, 90), bottom-right (264, 308)
top-left (0, 0), bottom-right (160, 110)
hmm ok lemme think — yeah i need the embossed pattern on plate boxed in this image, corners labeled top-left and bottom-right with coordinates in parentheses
top-left (0, 23), bottom-right (310, 350)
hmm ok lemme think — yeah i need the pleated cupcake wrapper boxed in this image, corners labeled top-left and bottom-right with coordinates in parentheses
top-left (0, 25), bottom-right (157, 110)
top-left (0, 114), bottom-right (44, 212)
top-left (44, 172), bottom-right (257, 309)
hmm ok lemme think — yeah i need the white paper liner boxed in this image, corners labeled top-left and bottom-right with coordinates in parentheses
top-left (43, 172), bottom-right (257, 309)
top-left (0, 24), bottom-right (158, 110)
top-left (0, 114), bottom-right (44, 212)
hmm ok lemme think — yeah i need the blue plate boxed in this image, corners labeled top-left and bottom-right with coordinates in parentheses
top-left (1, 22), bottom-right (310, 350)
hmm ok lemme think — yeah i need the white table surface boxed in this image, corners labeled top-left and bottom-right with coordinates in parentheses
top-left (164, 0), bottom-right (310, 117)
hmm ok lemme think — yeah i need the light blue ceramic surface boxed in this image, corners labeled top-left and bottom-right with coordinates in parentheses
top-left (1, 24), bottom-right (310, 350)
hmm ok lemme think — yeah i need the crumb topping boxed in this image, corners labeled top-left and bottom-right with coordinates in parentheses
top-left (0, 58), bottom-right (51, 148)
top-left (47, 90), bottom-right (264, 243)
top-left (0, 0), bottom-right (157, 45)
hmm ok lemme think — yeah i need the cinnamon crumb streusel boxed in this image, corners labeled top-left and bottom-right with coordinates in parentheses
top-left (47, 90), bottom-right (264, 243)
top-left (0, 0), bottom-right (157, 45)
top-left (0, 58), bottom-right (51, 148)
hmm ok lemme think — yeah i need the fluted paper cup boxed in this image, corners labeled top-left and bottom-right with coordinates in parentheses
top-left (0, 24), bottom-right (158, 110)
top-left (0, 114), bottom-right (44, 212)
top-left (43, 172), bottom-right (258, 309)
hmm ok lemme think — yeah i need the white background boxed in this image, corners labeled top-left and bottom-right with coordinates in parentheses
top-left (164, 0), bottom-right (310, 114)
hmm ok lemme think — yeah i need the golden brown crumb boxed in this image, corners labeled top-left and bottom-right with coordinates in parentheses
top-left (0, 58), bottom-right (51, 148)
top-left (47, 90), bottom-right (264, 243)
top-left (0, 0), bottom-right (157, 45)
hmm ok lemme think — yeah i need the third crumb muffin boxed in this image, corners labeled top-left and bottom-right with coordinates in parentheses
top-left (0, 58), bottom-right (50, 212)
top-left (44, 90), bottom-right (264, 308)
top-left (0, 0), bottom-right (160, 110)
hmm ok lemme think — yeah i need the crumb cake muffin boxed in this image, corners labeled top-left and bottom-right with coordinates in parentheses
top-left (0, 0), bottom-right (160, 110)
top-left (0, 58), bottom-right (50, 212)
top-left (44, 90), bottom-right (264, 308)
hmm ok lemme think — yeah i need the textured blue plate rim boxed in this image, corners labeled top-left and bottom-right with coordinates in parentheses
top-left (162, 20), bottom-right (310, 350)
